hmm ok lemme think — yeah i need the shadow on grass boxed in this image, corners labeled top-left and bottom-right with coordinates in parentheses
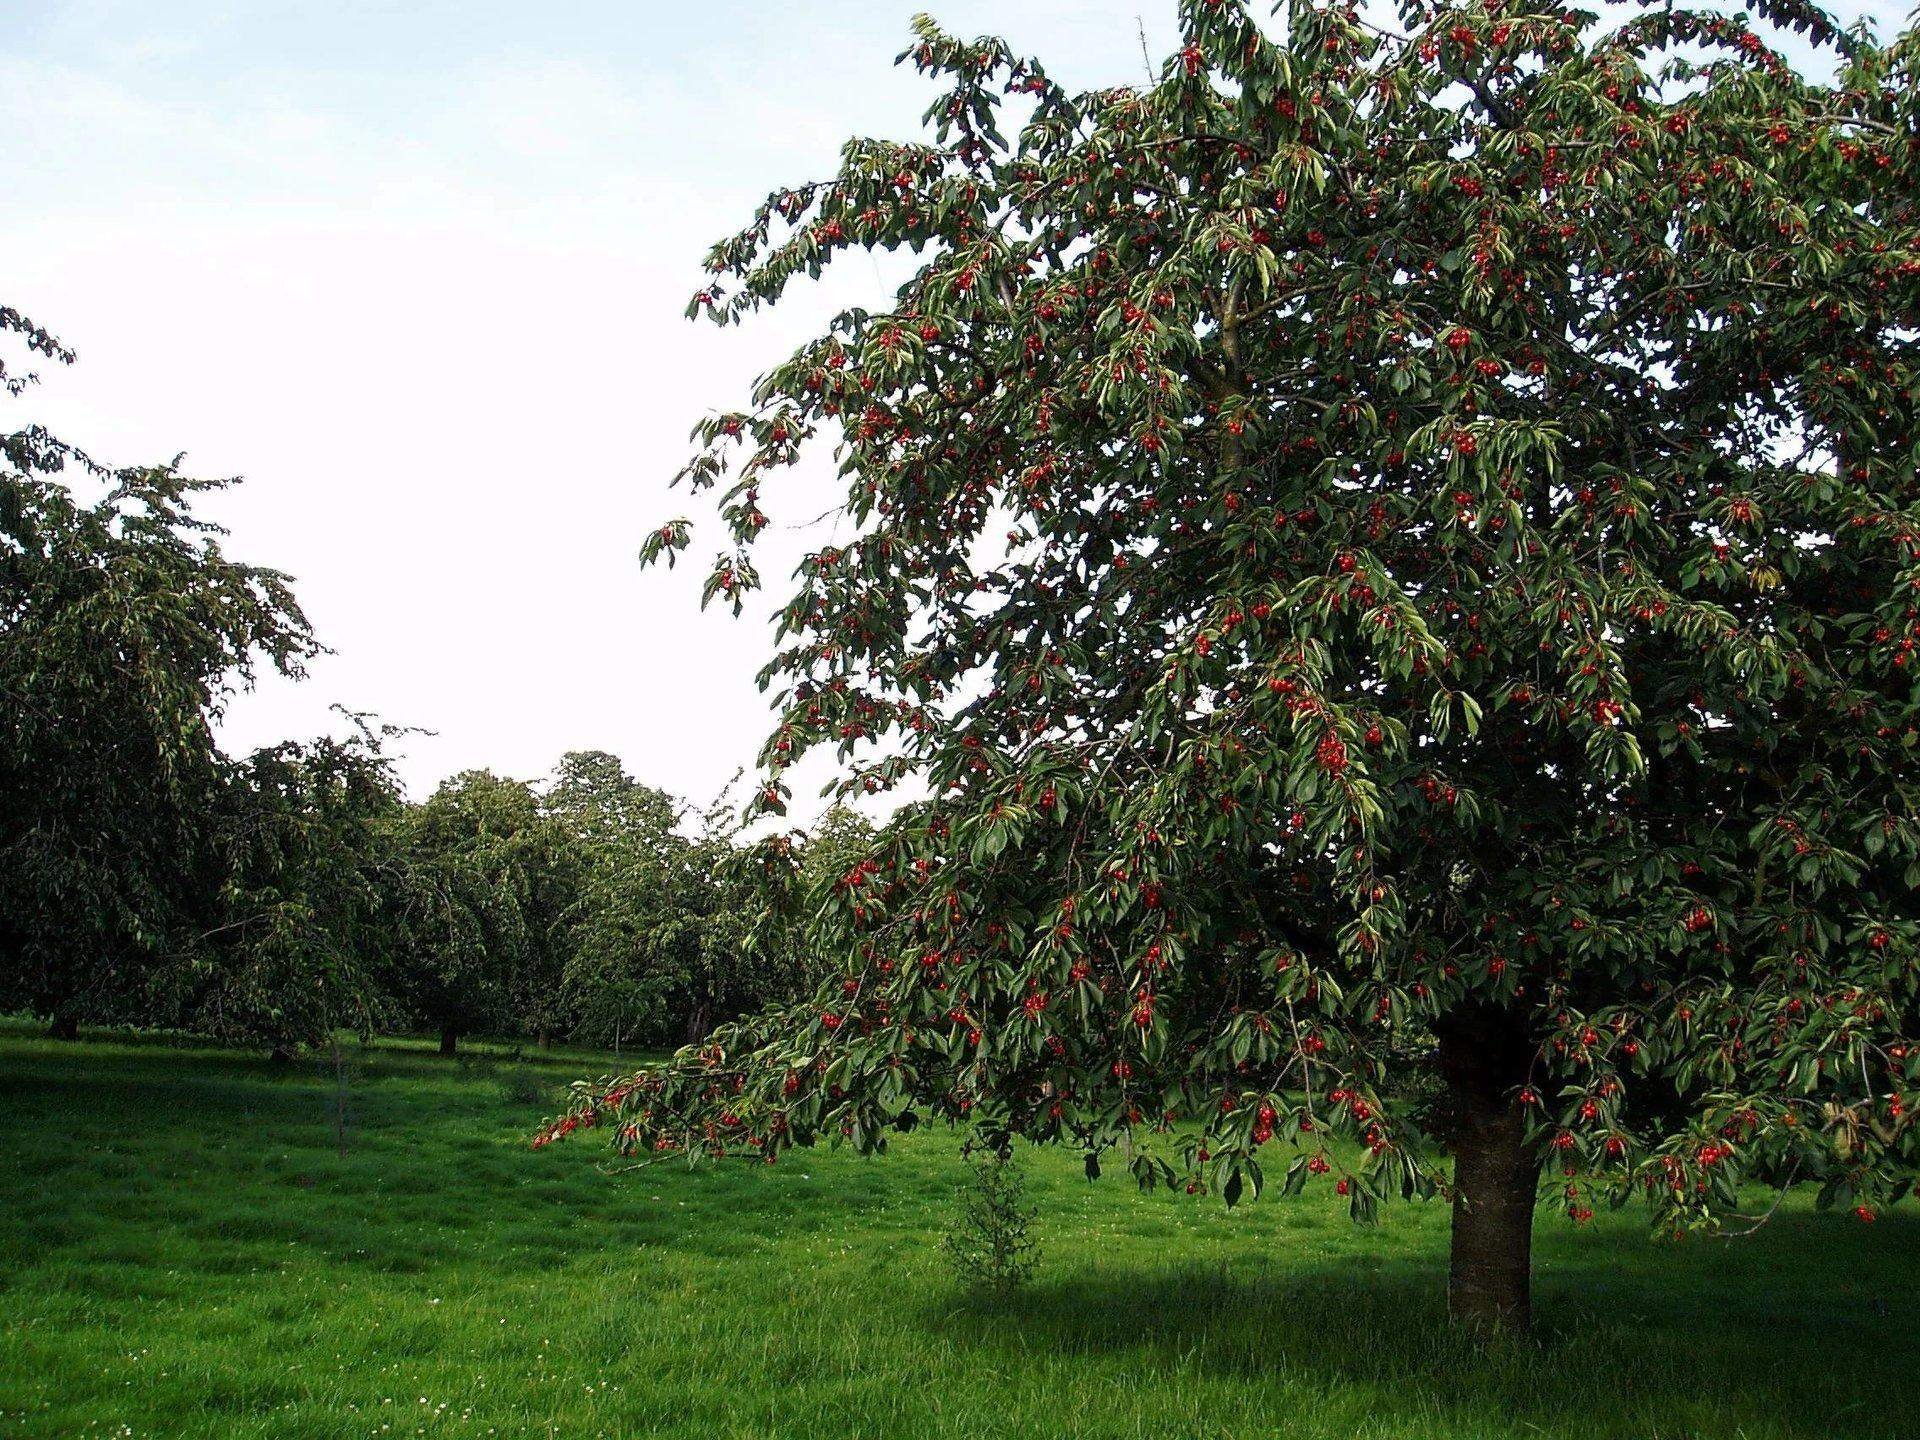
top-left (931, 1222), bottom-right (1914, 1440)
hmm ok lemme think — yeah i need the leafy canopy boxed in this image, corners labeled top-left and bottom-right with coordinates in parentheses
top-left (559, 783), bottom-right (864, 1048)
top-left (0, 308), bottom-right (319, 1031)
top-left (384, 770), bottom-right (576, 1046)
top-left (564, 0), bottom-right (1917, 1231)
top-left (170, 727), bottom-right (412, 1052)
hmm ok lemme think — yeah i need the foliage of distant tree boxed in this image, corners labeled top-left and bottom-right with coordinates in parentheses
top-left (560, 783), bottom-right (883, 1049)
top-left (795, 805), bottom-right (882, 901)
top-left (382, 770), bottom-right (576, 1056)
top-left (172, 728), bottom-right (408, 1057)
top-left (563, 797), bottom-right (753, 1047)
top-left (544, 749), bottom-right (681, 857)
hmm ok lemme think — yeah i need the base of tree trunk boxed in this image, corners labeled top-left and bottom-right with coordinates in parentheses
top-left (1436, 1007), bottom-right (1541, 1334)
top-left (439, 1027), bottom-right (458, 1058)
top-left (47, 1016), bottom-right (79, 1042)
top-left (268, 1045), bottom-right (296, 1065)
top-left (1447, 1111), bottom-right (1539, 1332)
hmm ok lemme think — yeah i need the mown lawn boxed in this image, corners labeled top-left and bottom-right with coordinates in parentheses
top-left (0, 1022), bottom-right (1912, 1440)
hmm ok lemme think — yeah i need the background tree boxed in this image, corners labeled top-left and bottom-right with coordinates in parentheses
top-left (562, 794), bottom-right (788, 1048)
top-left (387, 770), bottom-right (572, 1056)
top-left (0, 306), bottom-right (319, 1039)
top-left (794, 805), bottom-right (880, 901)
top-left (169, 726), bottom-right (408, 1058)
top-left (545, 0), bottom-right (1920, 1333)
top-left (544, 749), bottom-right (680, 856)
top-left (547, 752), bottom-right (678, 1047)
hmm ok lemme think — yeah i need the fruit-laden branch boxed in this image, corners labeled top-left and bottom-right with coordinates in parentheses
top-left (543, 1), bottom-right (1920, 1248)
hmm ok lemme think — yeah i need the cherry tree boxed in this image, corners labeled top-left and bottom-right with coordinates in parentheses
top-left (545, 0), bottom-right (1919, 1330)
top-left (1, 306), bottom-right (320, 1041)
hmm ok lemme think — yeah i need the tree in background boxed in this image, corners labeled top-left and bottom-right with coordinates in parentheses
top-left (386, 770), bottom-right (574, 1056)
top-left (794, 806), bottom-right (881, 902)
top-left (547, 0), bottom-right (1920, 1332)
top-left (0, 305), bottom-right (319, 1039)
top-left (171, 725), bottom-right (409, 1058)
top-left (538, 750), bottom-right (675, 1047)
top-left (1, 309), bottom-right (813, 1060)
top-left (554, 766), bottom-right (876, 1050)
top-left (546, 752), bottom-right (678, 1046)
top-left (563, 793), bottom-right (784, 1048)
top-left (544, 749), bottom-right (681, 856)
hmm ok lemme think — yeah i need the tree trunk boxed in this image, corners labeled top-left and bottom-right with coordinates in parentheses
top-left (47, 1015), bottom-right (79, 1042)
top-left (439, 1025), bottom-right (458, 1058)
top-left (1435, 1006), bottom-right (1541, 1333)
top-left (684, 1001), bottom-right (711, 1046)
top-left (1448, 1102), bottom-right (1539, 1332)
top-left (537, 1028), bottom-right (551, 1050)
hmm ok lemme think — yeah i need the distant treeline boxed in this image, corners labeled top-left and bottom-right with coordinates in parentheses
top-left (1, 303), bottom-right (869, 1057)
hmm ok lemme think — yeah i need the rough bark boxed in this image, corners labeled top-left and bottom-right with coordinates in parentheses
top-left (439, 1025), bottom-right (458, 1058)
top-left (46, 1015), bottom-right (80, 1042)
top-left (1435, 1006), bottom-right (1542, 1332)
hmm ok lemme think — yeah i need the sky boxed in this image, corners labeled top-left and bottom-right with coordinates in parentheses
top-left (0, 0), bottom-right (1894, 819)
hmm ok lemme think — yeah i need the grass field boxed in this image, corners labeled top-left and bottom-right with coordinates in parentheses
top-left (1, 1022), bottom-right (1913, 1440)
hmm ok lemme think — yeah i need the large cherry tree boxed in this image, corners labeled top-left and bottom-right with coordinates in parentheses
top-left (545, 0), bottom-right (1920, 1330)
top-left (1, 306), bottom-right (320, 1040)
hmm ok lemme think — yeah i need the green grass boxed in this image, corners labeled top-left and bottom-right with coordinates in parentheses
top-left (1, 1022), bottom-right (1912, 1439)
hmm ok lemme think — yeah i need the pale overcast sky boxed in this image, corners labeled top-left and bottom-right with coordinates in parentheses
top-left (1, 0), bottom-right (1890, 817)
